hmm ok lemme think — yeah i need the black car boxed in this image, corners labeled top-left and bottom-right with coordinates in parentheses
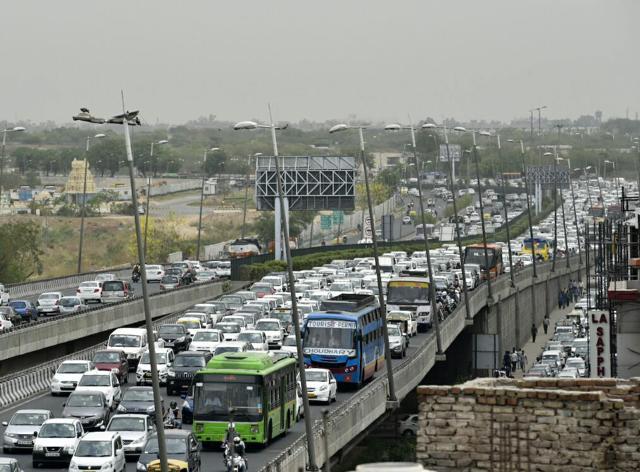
top-left (61, 390), bottom-right (110, 431)
top-left (166, 351), bottom-right (211, 396)
top-left (157, 324), bottom-right (191, 352)
top-left (116, 386), bottom-right (163, 419)
top-left (137, 430), bottom-right (201, 472)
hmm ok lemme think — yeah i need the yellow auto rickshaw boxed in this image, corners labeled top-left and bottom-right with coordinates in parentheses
top-left (146, 459), bottom-right (189, 472)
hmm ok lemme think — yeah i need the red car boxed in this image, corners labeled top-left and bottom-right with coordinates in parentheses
top-left (91, 349), bottom-right (129, 384)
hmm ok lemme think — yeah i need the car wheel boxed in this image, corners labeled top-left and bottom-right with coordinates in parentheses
top-left (402, 429), bottom-right (415, 438)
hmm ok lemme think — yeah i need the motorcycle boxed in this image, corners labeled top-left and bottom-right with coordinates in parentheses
top-left (225, 451), bottom-right (247, 472)
top-left (132, 272), bottom-right (141, 283)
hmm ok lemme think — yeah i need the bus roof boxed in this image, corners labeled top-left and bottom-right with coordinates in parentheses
top-left (524, 237), bottom-right (550, 243)
top-left (320, 293), bottom-right (377, 312)
top-left (203, 352), bottom-right (296, 374)
top-left (388, 277), bottom-right (429, 284)
top-left (466, 243), bottom-right (499, 249)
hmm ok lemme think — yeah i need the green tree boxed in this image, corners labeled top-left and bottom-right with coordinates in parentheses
top-left (204, 149), bottom-right (226, 176)
top-left (0, 221), bottom-right (43, 282)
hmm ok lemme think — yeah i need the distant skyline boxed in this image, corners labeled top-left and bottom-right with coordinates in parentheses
top-left (1, 1), bottom-right (637, 125)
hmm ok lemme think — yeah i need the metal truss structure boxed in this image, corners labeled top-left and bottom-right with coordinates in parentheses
top-left (525, 165), bottom-right (570, 187)
top-left (255, 156), bottom-right (356, 211)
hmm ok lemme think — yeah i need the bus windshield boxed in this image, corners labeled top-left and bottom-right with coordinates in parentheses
top-left (387, 283), bottom-right (429, 304)
top-left (464, 247), bottom-right (497, 269)
top-left (194, 381), bottom-right (262, 422)
top-left (524, 239), bottom-right (548, 250)
top-left (303, 319), bottom-right (356, 355)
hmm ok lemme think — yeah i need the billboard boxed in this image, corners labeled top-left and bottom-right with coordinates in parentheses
top-left (589, 310), bottom-right (612, 377)
top-left (439, 144), bottom-right (461, 162)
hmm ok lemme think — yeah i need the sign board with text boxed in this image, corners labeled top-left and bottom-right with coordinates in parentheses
top-left (589, 310), bottom-right (611, 377)
top-left (439, 144), bottom-right (461, 162)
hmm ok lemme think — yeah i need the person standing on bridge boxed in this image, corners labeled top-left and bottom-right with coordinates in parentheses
top-left (543, 316), bottom-right (550, 335)
top-left (531, 323), bottom-right (538, 343)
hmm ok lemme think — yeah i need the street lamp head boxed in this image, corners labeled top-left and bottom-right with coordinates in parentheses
top-left (72, 108), bottom-right (106, 124)
top-left (94, 133), bottom-right (106, 139)
top-left (453, 126), bottom-right (466, 132)
top-left (585, 166), bottom-right (592, 170)
top-left (384, 124), bottom-right (402, 131)
top-left (421, 123), bottom-right (437, 129)
top-left (543, 152), bottom-right (553, 156)
top-left (233, 121), bottom-right (259, 130)
top-left (157, 139), bottom-right (169, 145)
top-left (11, 126), bottom-right (26, 132)
top-left (506, 139), bottom-right (514, 143)
top-left (426, 160), bottom-right (433, 164)
top-left (107, 111), bottom-right (141, 126)
top-left (329, 124), bottom-right (349, 134)
top-left (478, 131), bottom-right (491, 137)
top-left (208, 147), bottom-right (220, 152)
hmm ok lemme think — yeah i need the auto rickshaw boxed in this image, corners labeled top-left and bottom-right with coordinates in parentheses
top-left (146, 459), bottom-right (189, 472)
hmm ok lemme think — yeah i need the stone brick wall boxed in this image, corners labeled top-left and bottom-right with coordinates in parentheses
top-left (416, 378), bottom-right (640, 471)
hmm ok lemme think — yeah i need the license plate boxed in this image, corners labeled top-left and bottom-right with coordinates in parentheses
top-left (144, 373), bottom-right (151, 378)
top-left (45, 452), bottom-right (60, 457)
top-left (17, 441), bottom-right (32, 446)
top-left (308, 393), bottom-right (316, 398)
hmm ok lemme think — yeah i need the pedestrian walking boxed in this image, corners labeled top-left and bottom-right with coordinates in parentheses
top-left (543, 316), bottom-right (550, 335)
top-left (510, 348), bottom-right (518, 372)
top-left (519, 350), bottom-right (527, 370)
top-left (578, 280), bottom-right (584, 297)
top-left (503, 351), bottom-right (512, 376)
top-left (558, 291), bottom-right (563, 309)
top-left (531, 323), bottom-right (538, 343)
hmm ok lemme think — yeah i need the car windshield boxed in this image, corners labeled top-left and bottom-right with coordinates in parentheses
top-left (11, 412), bottom-right (48, 425)
top-left (108, 417), bottom-right (146, 432)
top-left (60, 298), bottom-right (79, 307)
top-left (58, 363), bottom-right (88, 374)
top-left (80, 282), bottom-right (98, 288)
top-left (140, 352), bottom-right (168, 364)
top-left (0, 465), bottom-right (13, 472)
top-left (238, 333), bottom-right (263, 343)
top-left (330, 283), bottom-right (352, 291)
top-left (214, 346), bottom-right (240, 355)
top-left (178, 320), bottom-right (200, 329)
top-left (256, 321), bottom-right (279, 331)
top-left (144, 437), bottom-right (186, 454)
top-left (216, 324), bottom-right (239, 333)
top-left (75, 440), bottom-right (112, 457)
top-left (9, 301), bottom-right (26, 308)
top-left (39, 293), bottom-right (59, 300)
top-left (123, 389), bottom-right (154, 401)
top-left (38, 423), bottom-right (75, 438)
top-left (79, 374), bottom-right (111, 387)
top-left (174, 356), bottom-right (205, 368)
top-left (108, 334), bottom-right (141, 348)
top-left (306, 371), bottom-right (328, 382)
top-left (159, 326), bottom-right (183, 334)
top-left (93, 352), bottom-right (120, 363)
top-left (161, 276), bottom-right (178, 284)
top-left (102, 282), bottom-right (124, 291)
top-left (388, 325), bottom-right (401, 336)
top-left (193, 332), bottom-right (220, 342)
top-left (67, 394), bottom-right (103, 407)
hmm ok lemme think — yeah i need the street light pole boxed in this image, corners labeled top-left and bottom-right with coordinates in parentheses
top-left (241, 153), bottom-right (261, 239)
top-left (567, 160), bottom-right (583, 270)
top-left (196, 147), bottom-right (219, 261)
top-left (331, 123), bottom-right (399, 397)
top-left (545, 150), bottom-right (558, 272)
top-left (77, 133), bottom-right (105, 273)
top-left (235, 114), bottom-right (318, 470)
top-left (144, 139), bottom-right (168, 258)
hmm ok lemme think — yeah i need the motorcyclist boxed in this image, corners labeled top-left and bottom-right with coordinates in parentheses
top-left (164, 401), bottom-right (182, 429)
top-left (132, 264), bottom-right (141, 281)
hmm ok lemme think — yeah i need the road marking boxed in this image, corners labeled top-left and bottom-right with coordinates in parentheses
top-left (0, 391), bottom-right (49, 416)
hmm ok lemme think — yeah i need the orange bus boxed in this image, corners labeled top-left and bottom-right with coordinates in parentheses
top-left (463, 243), bottom-right (504, 280)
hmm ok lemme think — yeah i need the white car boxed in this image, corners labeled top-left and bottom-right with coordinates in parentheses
top-left (75, 371), bottom-right (122, 409)
top-left (105, 414), bottom-right (153, 459)
top-left (255, 318), bottom-right (285, 348)
top-left (32, 418), bottom-right (84, 468)
top-left (144, 265), bottom-right (165, 283)
top-left (50, 360), bottom-right (95, 395)
top-left (95, 273), bottom-right (116, 283)
top-left (36, 291), bottom-right (63, 315)
top-left (558, 368), bottom-right (579, 379)
top-left (213, 341), bottom-right (254, 356)
top-left (281, 336), bottom-right (298, 357)
top-left (237, 330), bottom-right (269, 351)
top-left (0, 283), bottom-right (9, 305)
top-left (0, 313), bottom-right (13, 332)
top-left (69, 432), bottom-right (126, 472)
top-left (303, 368), bottom-right (337, 404)
top-left (214, 322), bottom-right (241, 341)
top-left (59, 296), bottom-right (87, 314)
top-left (189, 329), bottom-right (224, 353)
top-left (136, 348), bottom-right (174, 386)
top-left (214, 261), bottom-right (231, 278)
top-left (77, 281), bottom-right (102, 303)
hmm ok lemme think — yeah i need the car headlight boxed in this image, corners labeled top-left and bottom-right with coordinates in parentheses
top-left (130, 436), bottom-right (146, 446)
top-left (136, 462), bottom-right (147, 472)
top-left (319, 385), bottom-right (328, 391)
top-left (69, 460), bottom-right (79, 471)
top-left (65, 446), bottom-right (75, 455)
top-left (167, 370), bottom-right (175, 377)
top-left (136, 369), bottom-right (144, 376)
top-left (117, 404), bottom-right (127, 412)
top-left (5, 433), bottom-right (17, 438)
top-left (51, 377), bottom-right (61, 385)
top-left (101, 461), bottom-right (113, 470)
top-left (33, 444), bottom-right (44, 452)
top-left (146, 405), bottom-right (155, 413)
top-left (175, 336), bottom-right (185, 343)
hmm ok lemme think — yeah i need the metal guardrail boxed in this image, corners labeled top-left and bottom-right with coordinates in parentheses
top-left (0, 282), bottom-right (250, 410)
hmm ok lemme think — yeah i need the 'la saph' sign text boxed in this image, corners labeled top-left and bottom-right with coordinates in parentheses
top-left (589, 310), bottom-right (611, 377)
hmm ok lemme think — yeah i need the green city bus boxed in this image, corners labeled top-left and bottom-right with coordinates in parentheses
top-left (192, 352), bottom-right (297, 445)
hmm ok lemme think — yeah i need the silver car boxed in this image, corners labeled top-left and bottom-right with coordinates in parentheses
top-left (36, 292), bottom-right (63, 315)
top-left (2, 409), bottom-right (53, 453)
top-left (59, 296), bottom-right (87, 314)
top-left (105, 414), bottom-right (153, 459)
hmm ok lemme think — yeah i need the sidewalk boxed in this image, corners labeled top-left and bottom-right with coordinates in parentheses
top-left (512, 301), bottom-right (575, 377)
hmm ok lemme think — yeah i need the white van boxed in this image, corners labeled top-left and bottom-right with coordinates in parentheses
top-left (107, 328), bottom-right (149, 368)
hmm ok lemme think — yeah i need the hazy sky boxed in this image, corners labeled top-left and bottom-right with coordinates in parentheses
top-left (1, 0), bottom-right (637, 125)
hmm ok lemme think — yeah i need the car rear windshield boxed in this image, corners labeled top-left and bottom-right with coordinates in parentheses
top-left (102, 281), bottom-right (125, 291)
